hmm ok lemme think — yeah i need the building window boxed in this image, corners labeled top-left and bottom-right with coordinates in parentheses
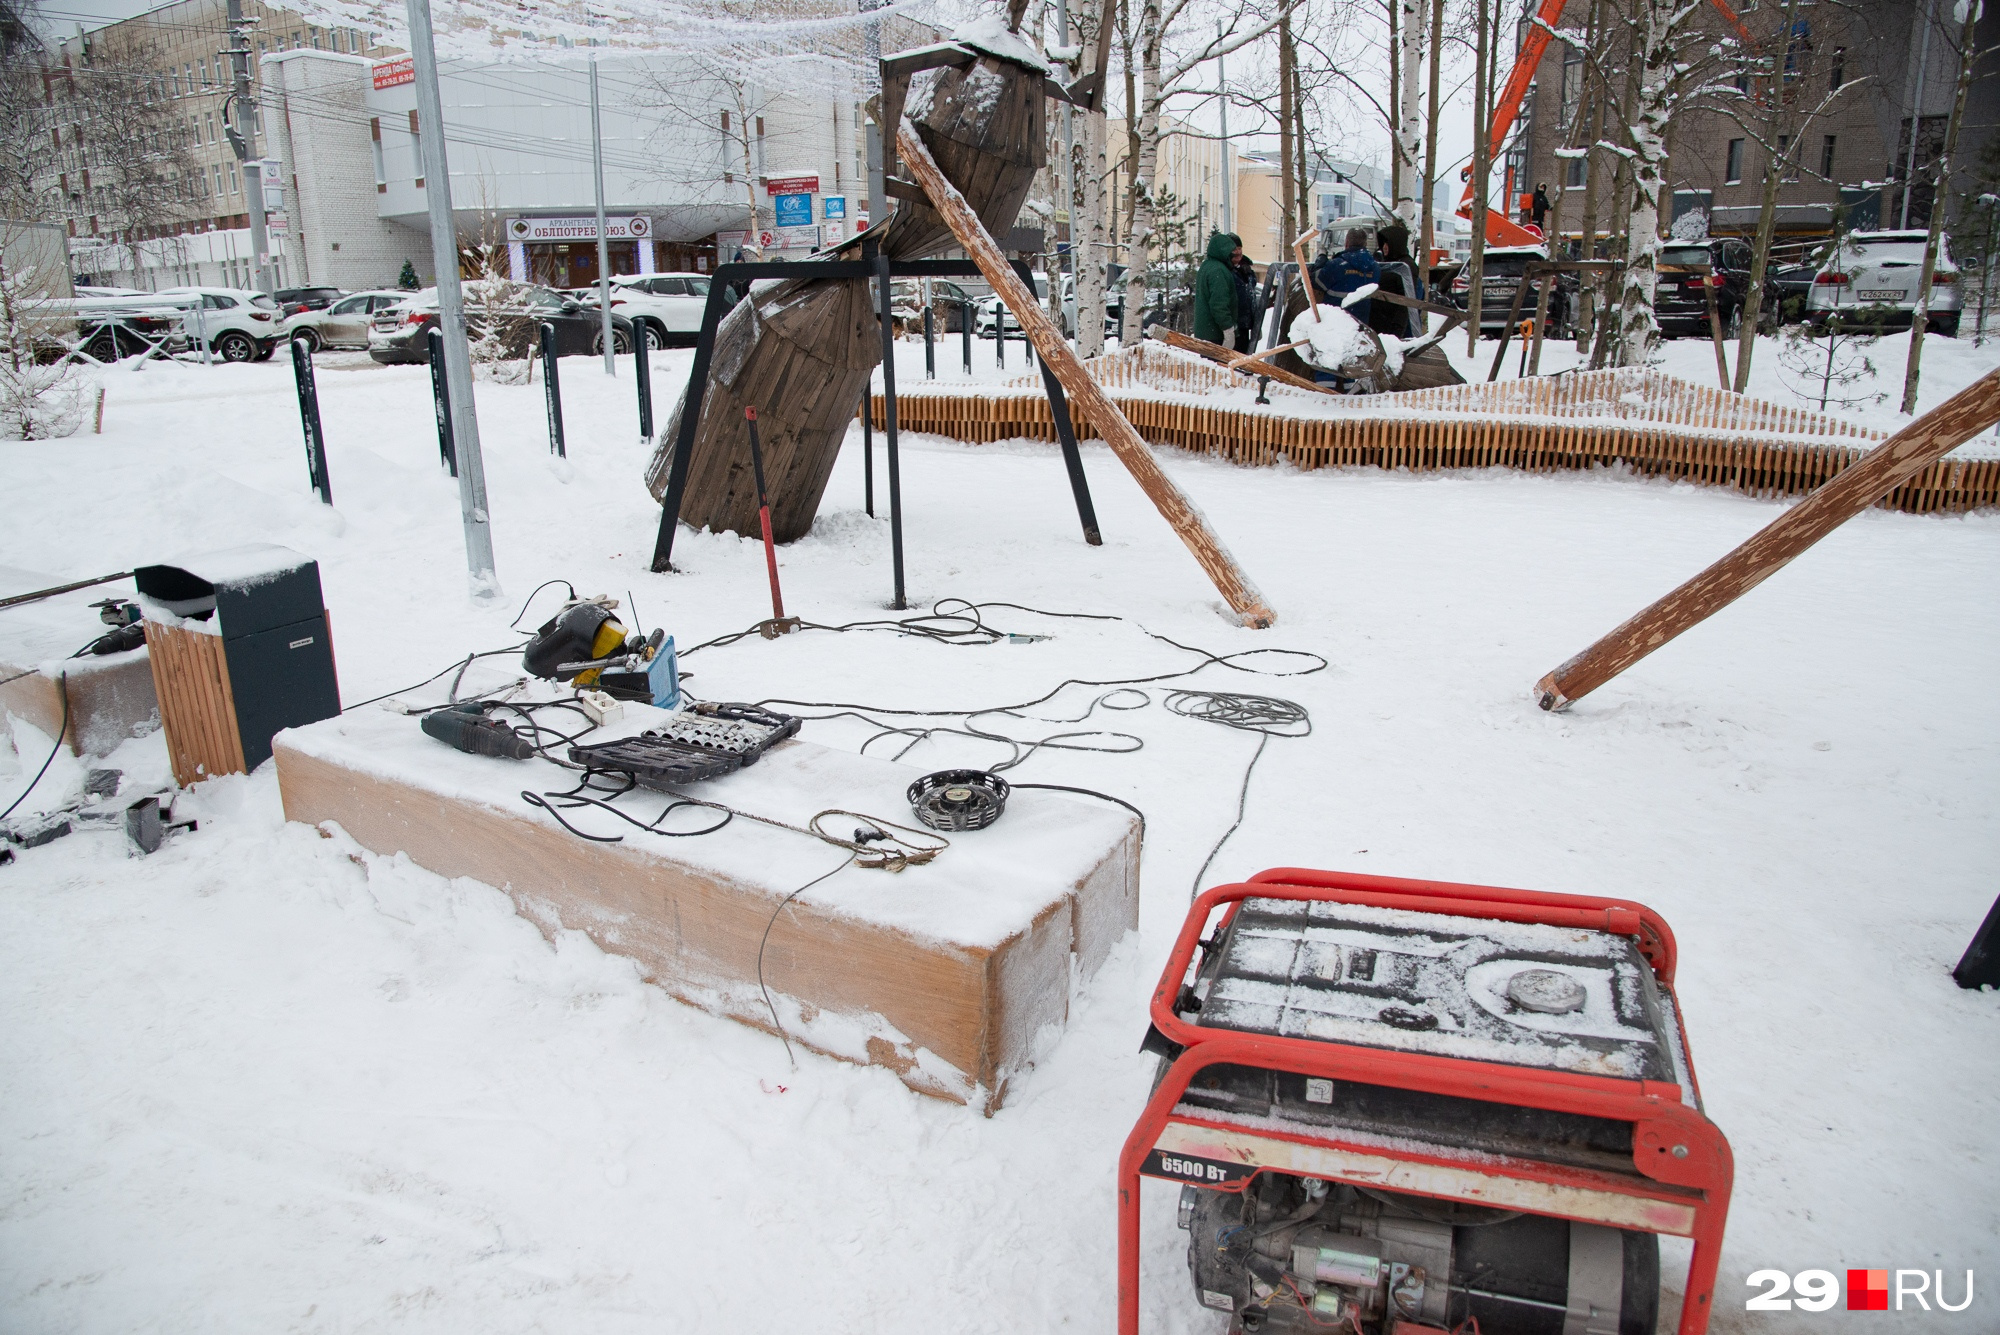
top-left (409, 109), bottom-right (424, 187)
top-left (1564, 155), bottom-right (1586, 189)
top-left (1830, 46), bottom-right (1844, 90)
top-left (1725, 138), bottom-right (1744, 184)
top-left (370, 117), bottom-right (386, 192)
top-left (1820, 134), bottom-right (1836, 179)
top-left (1777, 134), bottom-right (1800, 181)
top-left (1560, 43), bottom-right (1583, 127)
top-left (227, 160), bottom-right (239, 193)
top-left (212, 164), bottom-right (222, 196)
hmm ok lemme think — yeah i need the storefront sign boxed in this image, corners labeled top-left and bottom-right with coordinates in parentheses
top-left (765, 173), bottom-right (820, 196)
top-left (772, 193), bottom-right (813, 228)
top-left (772, 224), bottom-right (818, 250)
top-left (506, 215), bottom-right (653, 242)
top-left (822, 221), bottom-right (845, 245)
top-left (822, 196), bottom-right (846, 219)
top-left (372, 56), bottom-right (415, 89)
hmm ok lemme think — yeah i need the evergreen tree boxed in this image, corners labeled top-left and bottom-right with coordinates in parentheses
top-left (399, 260), bottom-right (420, 290)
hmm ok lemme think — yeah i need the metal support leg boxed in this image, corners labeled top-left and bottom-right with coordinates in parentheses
top-left (863, 402), bottom-right (874, 516)
top-left (1011, 258), bottom-right (1101, 546)
top-left (873, 247), bottom-right (906, 610)
top-left (924, 304), bottom-right (935, 379)
top-left (962, 300), bottom-right (973, 374)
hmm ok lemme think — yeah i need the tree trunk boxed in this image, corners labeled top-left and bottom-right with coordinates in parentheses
top-left (1078, 105), bottom-right (1108, 356)
top-left (1419, 0), bottom-right (1444, 304)
top-left (1388, 0), bottom-right (1401, 213)
top-left (1278, 14), bottom-right (1295, 257)
top-left (1466, 0), bottom-right (1491, 355)
top-left (1398, 0), bottom-right (1426, 223)
top-left (1615, 0), bottom-right (1677, 368)
top-left (1119, 0), bottom-right (1162, 343)
top-left (1900, 0), bottom-right (1979, 414)
top-left (1294, 62), bottom-right (1309, 236)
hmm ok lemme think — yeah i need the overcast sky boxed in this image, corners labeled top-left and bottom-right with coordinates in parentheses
top-left (26, 0), bottom-right (1497, 213)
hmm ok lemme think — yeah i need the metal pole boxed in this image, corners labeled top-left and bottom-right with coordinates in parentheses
top-left (223, 0), bottom-right (272, 296)
top-left (591, 52), bottom-right (614, 374)
top-left (289, 337), bottom-right (331, 504)
top-left (872, 244), bottom-right (905, 609)
top-left (1217, 19), bottom-right (1232, 236)
top-left (633, 324), bottom-right (653, 440)
top-left (923, 303), bottom-right (935, 378)
top-left (961, 299), bottom-right (972, 373)
top-left (862, 400), bottom-right (874, 515)
top-left (407, 0), bottom-right (498, 596)
top-left (539, 321), bottom-right (565, 457)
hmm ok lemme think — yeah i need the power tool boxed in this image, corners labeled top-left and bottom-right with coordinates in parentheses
top-left (521, 596), bottom-right (679, 709)
top-left (420, 701), bottom-right (536, 759)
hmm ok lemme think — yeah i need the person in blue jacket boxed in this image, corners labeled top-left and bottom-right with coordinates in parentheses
top-left (1194, 231), bottom-right (1243, 347)
top-left (1312, 228), bottom-right (1379, 324)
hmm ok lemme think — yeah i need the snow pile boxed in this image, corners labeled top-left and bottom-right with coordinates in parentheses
top-left (951, 13), bottom-right (1051, 73)
top-left (2, 338), bottom-right (1999, 1332)
top-left (1287, 303), bottom-right (1371, 371)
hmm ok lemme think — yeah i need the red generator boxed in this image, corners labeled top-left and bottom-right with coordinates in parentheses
top-left (1119, 868), bottom-right (1732, 1335)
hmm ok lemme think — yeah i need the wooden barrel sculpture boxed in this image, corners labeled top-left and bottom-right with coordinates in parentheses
top-left (644, 46), bottom-right (1046, 543)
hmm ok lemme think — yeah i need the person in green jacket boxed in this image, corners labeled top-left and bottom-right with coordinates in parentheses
top-left (1194, 231), bottom-right (1243, 347)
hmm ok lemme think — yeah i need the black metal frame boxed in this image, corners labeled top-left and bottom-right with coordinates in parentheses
top-left (539, 321), bottom-right (566, 458)
top-left (648, 244), bottom-right (1102, 607)
top-left (288, 336), bottom-right (333, 505)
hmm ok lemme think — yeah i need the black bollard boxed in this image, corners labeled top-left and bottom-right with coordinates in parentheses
top-left (1954, 894), bottom-right (2000, 989)
top-left (862, 400), bottom-right (874, 516)
top-left (539, 321), bottom-right (565, 458)
top-left (961, 300), bottom-right (972, 375)
top-left (289, 337), bottom-right (333, 505)
top-left (633, 325), bottom-right (654, 442)
top-left (923, 303), bottom-right (935, 380)
top-left (426, 325), bottom-right (456, 477)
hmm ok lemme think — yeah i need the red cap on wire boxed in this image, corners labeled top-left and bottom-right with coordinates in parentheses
top-left (745, 406), bottom-right (758, 421)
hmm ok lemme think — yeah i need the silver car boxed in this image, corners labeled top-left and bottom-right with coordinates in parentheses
top-left (284, 290), bottom-right (413, 351)
top-left (1805, 230), bottom-right (1962, 336)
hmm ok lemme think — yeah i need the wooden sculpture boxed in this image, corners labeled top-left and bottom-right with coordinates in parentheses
top-left (643, 35), bottom-right (1052, 542)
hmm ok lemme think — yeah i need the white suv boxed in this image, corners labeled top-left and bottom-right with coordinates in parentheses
top-left (156, 287), bottom-right (285, 361)
top-left (1805, 231), bottom-right (1962, 336)
top-left (582, 273), bottom-right (717, 348)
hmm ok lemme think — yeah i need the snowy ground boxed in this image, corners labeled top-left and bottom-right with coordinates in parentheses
top-left (2, 331), bottom-right (1997, 1333)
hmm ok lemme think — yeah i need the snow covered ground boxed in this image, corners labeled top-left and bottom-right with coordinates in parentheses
top-left (2, 331), bottom-right (1997, 1333)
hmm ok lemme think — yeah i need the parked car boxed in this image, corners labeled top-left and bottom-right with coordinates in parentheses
top-left (367, 283), bottom-right (636, 364)
top-left (1805, 230), bottom-right (1961, 336)
top-left (155, 286), bottom-right (285, 361)
top-left (284, 290), bottom-right (413, 351)
top-left (890, 279), bottom-right (978, 334)
top-left (49, 293), bottom-right (188, 361)
top-left (275, 285), bottom-right (345, 316)
top-left (1449, 247), bottom-right (1571, 334)
top-left (1654, 237), bottom-right (1753, 338)
top-left (577, 273), bottom-right (717, 349)
top-left (1764, 261), bottom-right (1819, 325)
top-left (74, 285), bottom-right (150, 299)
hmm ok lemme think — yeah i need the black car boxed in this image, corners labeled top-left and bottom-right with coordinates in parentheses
top-left (1655, 238), bottom-right (1754, 337)
top-left (1763, 262), bottom-right (1819, 326)
top-left (276, 286), bottom-right (345, 317)
top-left (1450, 248), bottom-right (1574, 334)
top-left (367, 284), bottom-right (636, 364)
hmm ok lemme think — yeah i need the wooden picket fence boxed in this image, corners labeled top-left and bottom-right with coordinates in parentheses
top-left (867, 343), bottom-right (2000, 515)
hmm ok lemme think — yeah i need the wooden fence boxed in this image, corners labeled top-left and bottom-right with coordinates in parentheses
top-left (867, 345), bottom-right (2000, 515)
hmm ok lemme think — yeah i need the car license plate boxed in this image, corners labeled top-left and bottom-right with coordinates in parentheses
top-left (1858, 289), bottom-right (1906, 302)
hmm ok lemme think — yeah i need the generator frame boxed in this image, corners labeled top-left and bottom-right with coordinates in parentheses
top-left (1117, 868), bottom-right (1733, 1335)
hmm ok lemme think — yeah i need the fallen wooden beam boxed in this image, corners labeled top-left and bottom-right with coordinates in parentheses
top-left (897, 120), bottom-right (1278, 628)
top-left (1535, 369), bottom-right (2000, 710)
top-left (1149, 327), bottom-right (1335, 396)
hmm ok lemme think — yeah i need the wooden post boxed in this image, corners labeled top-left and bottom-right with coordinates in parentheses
top-left (1535, 370), bottom-right (2000, 709)
top-left (1702, 272), bottom-right (1731, 392)
top-left (898, 123), bottom-right (1276, 627)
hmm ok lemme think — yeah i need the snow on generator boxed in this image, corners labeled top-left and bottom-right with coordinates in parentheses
top-left (1120, 869), bottom-right (1732, 1335)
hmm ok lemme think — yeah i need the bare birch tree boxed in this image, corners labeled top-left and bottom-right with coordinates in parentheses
top-left (1119, 0), bottom-right (1292, 337)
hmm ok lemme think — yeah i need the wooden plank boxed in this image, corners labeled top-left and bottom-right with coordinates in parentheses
top-left (898, 122), bottom-right (1277, 628)
top-left (1536, 370), bottom-right (2000, 710)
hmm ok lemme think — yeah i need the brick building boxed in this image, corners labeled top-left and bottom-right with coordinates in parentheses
top-left (1513, 0), bottom-right (1999, 255)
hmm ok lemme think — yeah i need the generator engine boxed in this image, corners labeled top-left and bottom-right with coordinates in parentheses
top-left (1180, 1173), bottom-right (1655, 1334)
top-left (1120, 870), bottom-right (1733, 1335)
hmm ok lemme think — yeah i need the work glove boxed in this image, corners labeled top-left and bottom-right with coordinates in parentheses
top-left (1220, 327), bottom-right (1236, 351)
